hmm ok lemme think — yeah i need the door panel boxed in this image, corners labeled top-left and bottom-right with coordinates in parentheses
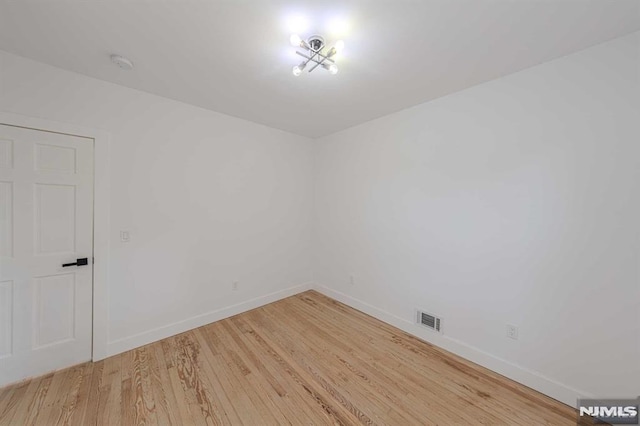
top-left (0, 182), bottom-right (11, 257)
top-left (35, 183), bottom-right (76, 254)
top-left (0, 280), bottom-right (12, 358)
top-left (0, 124), bottom-right (93, 387)
top-left (35, 144), bottom-right (77, 173)
top-left (33, 273), bottom-right (76, 348)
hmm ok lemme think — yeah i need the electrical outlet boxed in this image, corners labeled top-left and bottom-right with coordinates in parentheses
top-left (349, 274), bottom-right (355, 285)
top-left (120, 231), bottom-right (130, 243)
top-left (506, 324), bottom-right (519, 340)
top-left (232, 281), bottom-right (239, 291)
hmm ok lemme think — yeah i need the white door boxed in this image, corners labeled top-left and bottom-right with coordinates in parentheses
top-left (0, 124), bottom-right (93, 387)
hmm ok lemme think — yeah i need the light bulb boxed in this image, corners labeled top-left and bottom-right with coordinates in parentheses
top-left (290, 34), bottom-right (302, 47)
top-left (329, 64), bottom-right (339, 75)
top-left (334, 40), bottom-right (345, 53)
top-left (292, 65), bottom-right (302, 76)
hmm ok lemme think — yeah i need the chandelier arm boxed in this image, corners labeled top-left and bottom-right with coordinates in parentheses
top-left (295, 51), bottom-right (313, 60)
top-left (313, 50), bottom-right (335, 64)
top-left (295, 50), bottom-right (335, 65)
top-left (295, 51), bottom-right (326, 67)
top-left (307, 56), bottom-right (325, 72)
top-left (296, 51), bottom-right (317, 64)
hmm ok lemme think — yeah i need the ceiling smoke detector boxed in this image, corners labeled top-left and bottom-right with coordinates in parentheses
top-left (110, 54), bottom-right (134, 70)
top-left (290, 34), bottom-right (344, 76)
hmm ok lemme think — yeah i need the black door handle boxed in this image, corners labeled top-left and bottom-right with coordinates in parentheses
top-left (62, 258), bottom-right (89, 267)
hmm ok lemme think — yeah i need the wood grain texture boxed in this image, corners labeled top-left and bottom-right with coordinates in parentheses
top-left (0, 290), bottom-right (593, 425)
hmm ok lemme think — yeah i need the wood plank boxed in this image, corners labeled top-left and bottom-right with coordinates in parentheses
top-left (95, 355), bottom-right (123, 426)
top-left (33, 366), bottom-right (71, 425)
top-left (0, 384), bottom-right (29, 425)
top-left (147, 341), bottom-right (182, 426)
top-left (222, 318), bottom-right (330, 425)
top-left (241, 309), bottom-right (362, 425)
top-left (72, 359), bottom-right (104, 426)
top-left (159, 338), bottom-right (197, 425)
top-left (205, 321), bottom-right (281, 425)
top-left (131, 346), bottom-right (159, 425)
top-left (55, 362), bottom-right (92, 425)
top-left (68, 361), bottom-right (95, 426)
top-left (162, 333), bottom-right (222, 425)
top-left (7, 374), bottom-right (53, 426)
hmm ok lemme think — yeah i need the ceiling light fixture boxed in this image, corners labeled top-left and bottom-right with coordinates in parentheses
top-left (290, 34), bottom-right (343, 76)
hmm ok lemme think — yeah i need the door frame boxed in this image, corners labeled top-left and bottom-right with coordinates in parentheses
top-left (0, 111), bottom-right (110, 361)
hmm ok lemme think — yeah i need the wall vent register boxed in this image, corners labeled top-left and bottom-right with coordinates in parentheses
top-left (417, 310), bottom-right (442, 333)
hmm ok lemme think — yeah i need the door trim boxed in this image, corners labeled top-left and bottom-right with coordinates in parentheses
top-left (0, 111), bottom-right (111, 361)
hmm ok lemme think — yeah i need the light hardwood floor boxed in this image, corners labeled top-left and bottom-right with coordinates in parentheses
top-left (1, 290), bottom-right (588, 425)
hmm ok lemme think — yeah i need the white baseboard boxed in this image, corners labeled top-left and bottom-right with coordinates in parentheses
top-left (105, 282), bottom-right (312, 358)
top-left (313, 284), bottom-right (592, 408)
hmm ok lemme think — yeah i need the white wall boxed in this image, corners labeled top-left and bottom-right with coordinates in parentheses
top-left (0, 51), bottom-right (314, 356)
top-left (314, 32), bottom-right (640, 405)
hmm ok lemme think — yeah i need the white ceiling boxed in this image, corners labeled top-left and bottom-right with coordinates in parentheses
top-left (0, 1), bottom-right (638, 138)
